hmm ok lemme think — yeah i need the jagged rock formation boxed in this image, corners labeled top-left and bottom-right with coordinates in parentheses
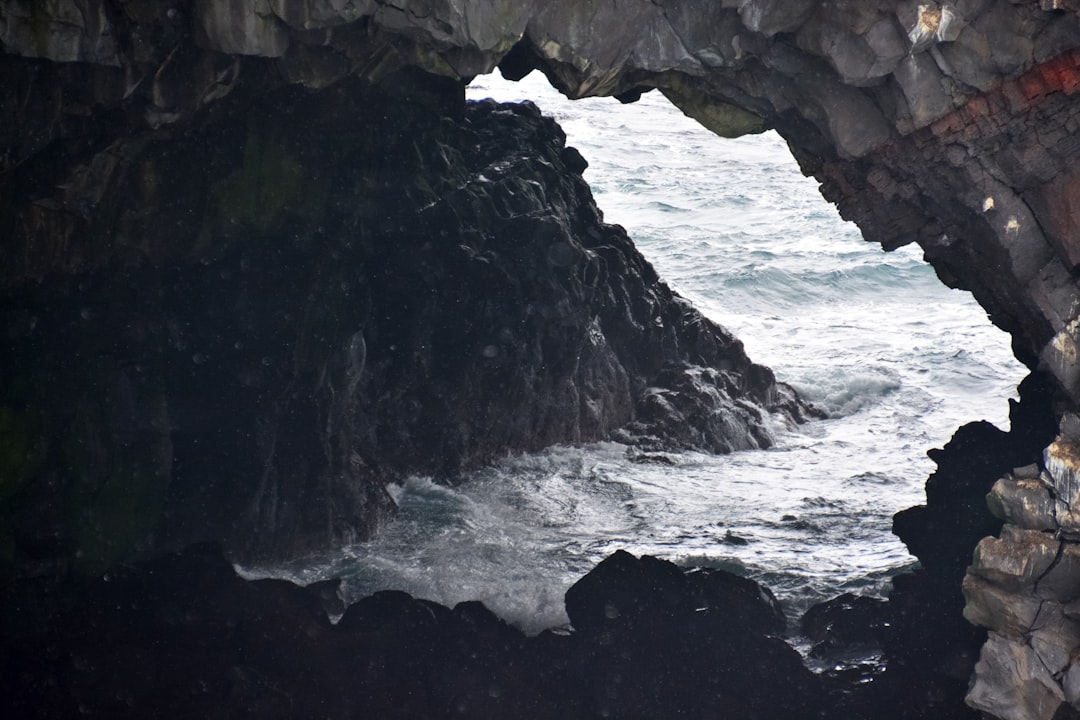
top-left (3, 0), bottom-right (1078, 523)
top-left (963, 413), bottom-right (1080, 720)
top-left (4, 2), bottom-right (1080, 718)
top-left (0, 72), bottom-right (805, 570)
top-left (881, 373), bottom-right (1058, 718)
top-left (5, 1), bottom-right (1079, 400)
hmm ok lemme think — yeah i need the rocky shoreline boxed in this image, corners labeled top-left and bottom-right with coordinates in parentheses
top-left (0, 542), bottom-right (937, 719)
top-left (2, 545), bottom-right (826, 719)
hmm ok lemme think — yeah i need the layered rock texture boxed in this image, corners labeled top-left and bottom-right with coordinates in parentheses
top-left (6, 0), bottom-right (1080, 396)
top-left (886, 374), bottom-right (1058, 718)
top-left (4, 1), bottom-right (1080, 718)
top-left (5, 1), bottom-right (1080, 389)
top-left (963, 414), bottom-right (1080, 720)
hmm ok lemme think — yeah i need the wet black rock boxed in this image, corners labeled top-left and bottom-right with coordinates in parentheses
top-left (878, 373), bottom-right (1060, 719)
top-left (613, 362), bottom-right (821, 454)
top-left (0, 71), bottom-right (811, 572)
top-left (802, 592), bottom-right (889, 658)
top-left (565, 548), bottom-right (786, 636)
top-left (4, 6), bottom-right (1080, 720)
top-left (554, 551), bottom-right (819, 719)
top-left (2, 545), bottom-right (826, 720)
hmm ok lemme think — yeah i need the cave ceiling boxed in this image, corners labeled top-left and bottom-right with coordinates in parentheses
top-left (3, 0), bottom-right (1080, 403)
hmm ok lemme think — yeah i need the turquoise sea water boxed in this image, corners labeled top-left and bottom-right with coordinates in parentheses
top-left (245, 71), bottom-right (1027, 637)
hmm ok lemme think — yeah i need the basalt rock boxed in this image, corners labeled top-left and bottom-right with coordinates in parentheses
top-left (613, 361), bottom-right (819, 454)
top-left (801, 592), bottom-right (889, 659)
top-left (564, 548), bottom-right (787, 637)
top-left (0, 67), bottom-right (806, 570)
top-left (4, 1), bottom-right (1080, 405)
top-left (963, 411), bottom-right (1080, 720)
top-left (546, 551), bottom-right (825, 719)
top-left (1, 2), bottom-right (1076, 520)
top-left (2, 545), bottom-right (826, 719)
top-left (882, 372), bottom-right (1058, 718)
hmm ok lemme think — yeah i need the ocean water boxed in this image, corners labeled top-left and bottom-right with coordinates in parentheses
top-left (248, 71), bottom-right (1027, 638)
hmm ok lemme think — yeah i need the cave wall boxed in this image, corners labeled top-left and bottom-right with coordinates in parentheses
top-left (961, 413), bottom-right (1080, 720)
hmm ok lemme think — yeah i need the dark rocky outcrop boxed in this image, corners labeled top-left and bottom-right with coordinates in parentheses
top-left (962, 410), bottom-right (1080, 720)
top-left (801, 592), bottom-right (889, 659)
top-left (779, 373), bottom-right (1061, 719)
top-left (0, 69), bottom-right (806, 571)
top-left (2, 545), bottom-right (826, 719)
top-left (880, 373), bottom-right (1060, 717)
top-left (565, 549), bottom-right (787, 637)
top-left (5, 1), bottom-right (1079, 405)
top-left (551, 552), bottom-right (825, 720)
top-left (613, 363), bottom-right (814, 454)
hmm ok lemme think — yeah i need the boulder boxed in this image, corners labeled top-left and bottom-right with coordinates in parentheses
top-left (802, 592), bottom-right (889, 658)
top-left (565, 549), bottom-right (786, 635)
top-left (614, 361), bottom-right (821, 454)
top-left (559, 550), bottom-right (822, 719)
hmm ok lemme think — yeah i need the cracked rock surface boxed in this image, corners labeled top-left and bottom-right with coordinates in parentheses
top-left (4, 1), bottom-right (1080, 404)
top-left (965, 413), bottom-right (1080, 719)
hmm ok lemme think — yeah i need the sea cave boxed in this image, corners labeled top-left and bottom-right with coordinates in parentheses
top-left (3, 2), bottom-right (1080, 718)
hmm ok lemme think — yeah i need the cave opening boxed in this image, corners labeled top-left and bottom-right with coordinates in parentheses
top-left (253, 69), bottom-right (1029, 641)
